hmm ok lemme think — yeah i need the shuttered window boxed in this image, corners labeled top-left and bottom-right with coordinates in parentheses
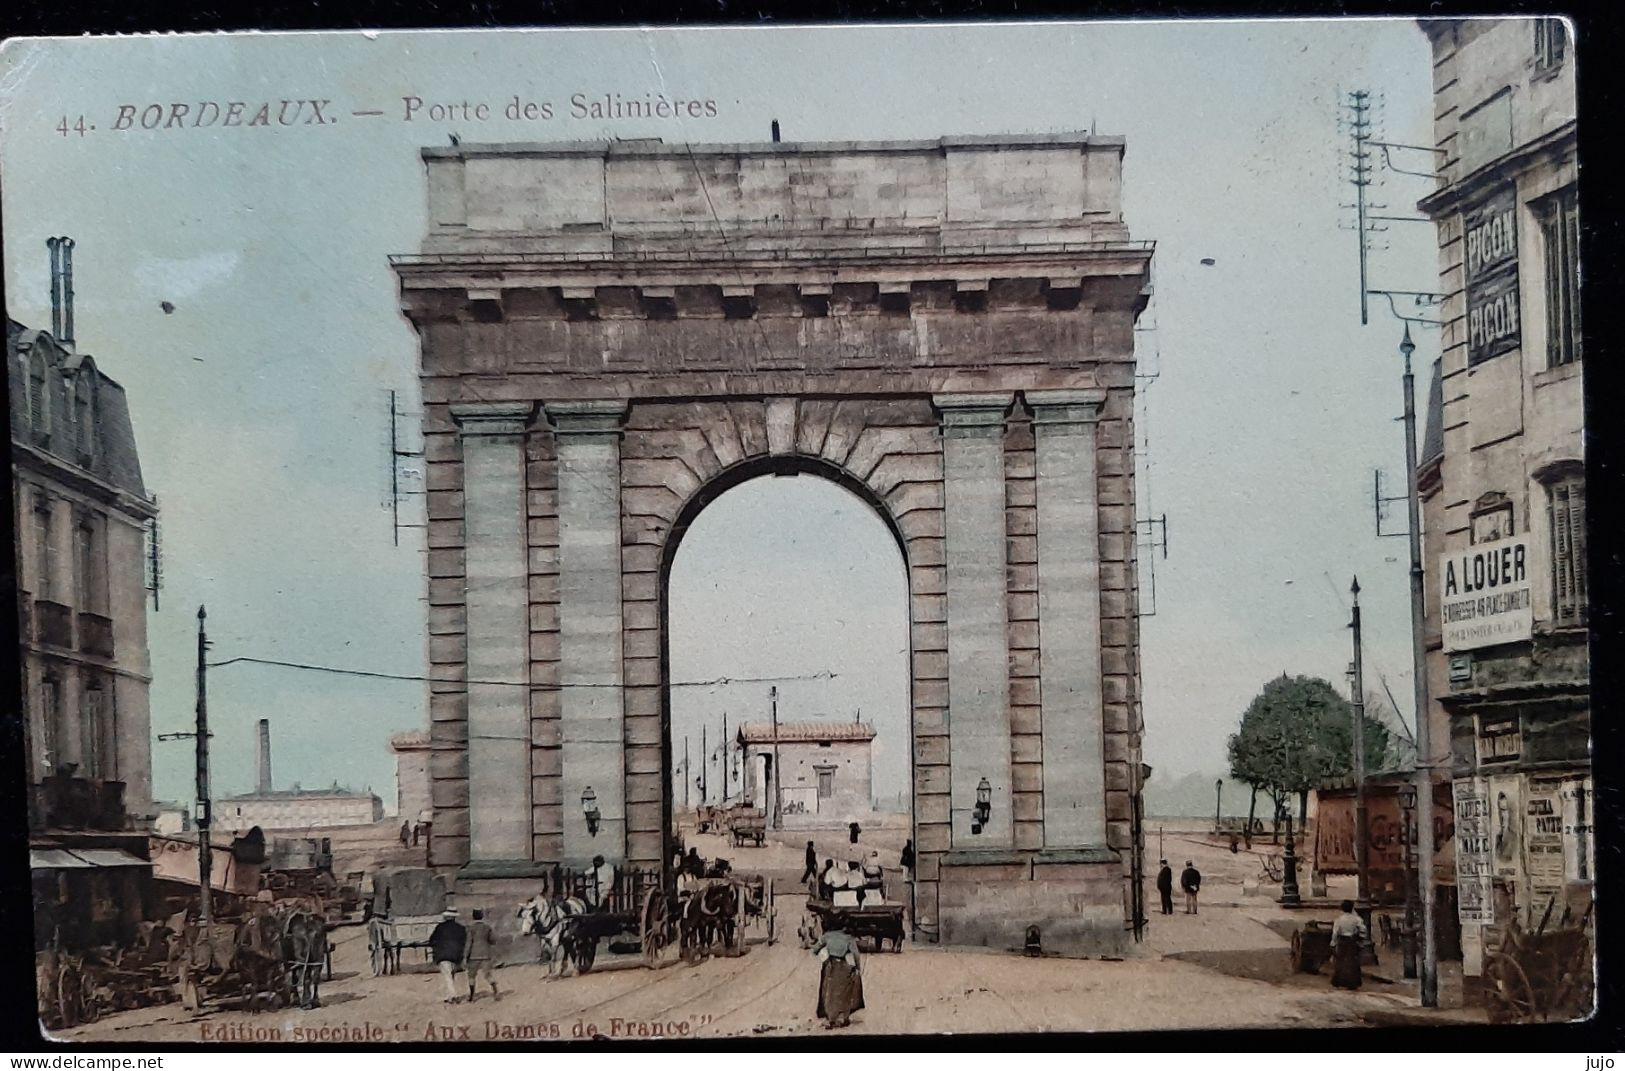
top-left (1540, 188), bottom-right (1581, 368)
top-left (1549, 475), bottom-right (1587, 625)
top-left (41, 677), bottom-right (62, 770)
top-left (29, 353), bottom-right (49, 445)
top-left (34, 501), bottom-right (56, 601)
top-left (82, 686), bottom-right (104, 778)
top-left (1535, 19), bottom-right (1567, 72)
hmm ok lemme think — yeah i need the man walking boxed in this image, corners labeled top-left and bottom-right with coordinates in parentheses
top-left (1156, 859), bottom-right (1174, 915)
top-left (428, 909), bottom-right (467, 1003)
top-left (801, 841), bottom-right (818, 886)
top-left (1180, 860), bottom-right (1202, 915)
top-left (463, 908), bottom-right (499, 1003)
top-left (399, 821), bottom-right (411, 848)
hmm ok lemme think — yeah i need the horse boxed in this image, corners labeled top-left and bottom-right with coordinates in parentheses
top-left (517, 895), bottom-right (589, 977)
top-left (280, 909), bottom-right (327, 1009)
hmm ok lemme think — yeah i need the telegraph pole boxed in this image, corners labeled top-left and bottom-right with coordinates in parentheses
top-left (1399, 326), bottom-right (1439, 1006)
top-left (700, 724), bottom-right (708, 806)
top-left (1349, 578), bottom-right (1375, 958)
top-left (769, 686), bottom-right (783, 830)
top-left (683, 736), bottom-right (690, 811)
top-left (721, 711), bottom-right (729, 804)
top-left (194, 606), bottom-right (213, 924)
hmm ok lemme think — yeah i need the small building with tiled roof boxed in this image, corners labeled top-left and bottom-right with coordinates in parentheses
top-left (735, 720), bottom-right (875, 828)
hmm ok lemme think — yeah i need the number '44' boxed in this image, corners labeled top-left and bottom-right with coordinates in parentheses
top-left (57, 116), bottom-right (89, 137)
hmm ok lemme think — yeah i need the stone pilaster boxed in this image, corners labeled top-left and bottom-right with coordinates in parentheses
top-left (934, 393), bottom-right (1015, 850)
top-left (547, 400), bottom-right (630, 866)
top-left (451, 401), bottom-right (535, 864)
top-left (1028, 389), bottom-right (1109, 847)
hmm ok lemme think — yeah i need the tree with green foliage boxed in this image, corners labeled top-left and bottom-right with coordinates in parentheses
top-left (1226, 673), bottom-right (1397, 841)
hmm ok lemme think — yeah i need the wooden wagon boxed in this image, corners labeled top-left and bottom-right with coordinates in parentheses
top-left (728, 809), bottom-right (767, 848)
top-left (172, 909), bottom-right (290, 1012)
top-left (1484, 899), bottom-right (1594, 1024)
top-left (367, 867), bottom-right (447, 976)
top-left (804, 899), bottom-right (905, 953)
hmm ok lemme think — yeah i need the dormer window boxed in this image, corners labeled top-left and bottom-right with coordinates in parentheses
top-left (1534, 18), bottom-right (1567, 74)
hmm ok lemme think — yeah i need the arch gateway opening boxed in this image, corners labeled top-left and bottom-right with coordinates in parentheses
top-left (393, 134), bottom-right (1153, 955)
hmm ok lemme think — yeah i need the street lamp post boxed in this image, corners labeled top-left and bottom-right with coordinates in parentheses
top-left (1280, 810), bottom-right (1301, 906)
top-left (1399, 326), bottom-right (1439, 1007)
top-left (1349, 578), bottom-right (1376, 960)
top-left (1215, 778), bottom-right (1224, 834)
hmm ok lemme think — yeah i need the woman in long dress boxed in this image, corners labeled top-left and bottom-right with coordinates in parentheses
top-left (1329, 900), bottom-right (1367, 990)
top-left (812, 924), bottom-right (864, 1028)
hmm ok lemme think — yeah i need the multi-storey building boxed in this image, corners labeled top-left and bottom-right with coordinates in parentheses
top-left (1415, 17), bottom-right (1588, 993)
top-left (10, 292), bottom-right (159, 823)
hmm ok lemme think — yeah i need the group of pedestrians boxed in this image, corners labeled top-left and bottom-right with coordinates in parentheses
top-left (398, 820), bottom-right (427, 848)
top-left (427, 908), bottom-right (499, 1004)
top-left (1154, 859), bottom-right (1202, 915)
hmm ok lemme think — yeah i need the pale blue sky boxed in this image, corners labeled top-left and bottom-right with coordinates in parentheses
top-left (1, 21), bottom-right (1441, 807)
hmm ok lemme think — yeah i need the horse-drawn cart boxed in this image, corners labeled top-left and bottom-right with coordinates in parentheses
top-left (367, 867), bottom-right (447, 976)
top-left (169, 902), bottom-right (329, 1012)
top-left (519, 860), bottom-right (773, 975)
top-left (727, 809), bottom-right (767, 848)
top-left (804, 899), bottom-right (905, 953)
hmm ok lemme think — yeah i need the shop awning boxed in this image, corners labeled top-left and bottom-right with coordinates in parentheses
top-left (30, 848), bottom-right (152, 870)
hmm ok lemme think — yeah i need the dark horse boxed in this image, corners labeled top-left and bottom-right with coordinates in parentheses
top-left (280, 909), bottom-right (327, 1009)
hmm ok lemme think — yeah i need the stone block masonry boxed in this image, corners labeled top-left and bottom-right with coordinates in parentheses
top-left (396, 134), bottom-right (1152, 951)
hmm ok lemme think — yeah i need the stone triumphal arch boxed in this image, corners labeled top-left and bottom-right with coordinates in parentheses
top-left (393, 134), bottom-right (1153, 954)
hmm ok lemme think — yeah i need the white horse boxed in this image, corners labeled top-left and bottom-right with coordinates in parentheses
top-left (517, 895), bottom-right (588, 978)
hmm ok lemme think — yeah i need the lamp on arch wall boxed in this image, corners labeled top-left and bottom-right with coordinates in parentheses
top-left (582, 786), bottom-right (601, 837)
top-left (972, 777), bottom-right (992, 835)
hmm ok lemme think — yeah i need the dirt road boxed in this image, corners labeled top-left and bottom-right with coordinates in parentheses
top-left (56, 884), bottom-right (1449, 1044)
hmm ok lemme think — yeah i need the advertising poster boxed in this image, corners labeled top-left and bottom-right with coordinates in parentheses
top-left (1453, 778), bottom-right (1494, 925)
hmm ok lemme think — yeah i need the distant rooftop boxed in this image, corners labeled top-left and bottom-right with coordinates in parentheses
top-left (737, 721), bottom-right (876, 745)
top-left (223, 784), bottom-right (380, 802)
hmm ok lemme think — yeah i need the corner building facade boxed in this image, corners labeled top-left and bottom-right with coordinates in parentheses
top-left (393, 135), bottom-right (1152, 955)
top-left (1415, 18), bottom-right (1589, 989)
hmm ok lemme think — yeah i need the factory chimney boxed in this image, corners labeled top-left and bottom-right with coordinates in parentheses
top-left (256, 719), bottom-right (272, 794)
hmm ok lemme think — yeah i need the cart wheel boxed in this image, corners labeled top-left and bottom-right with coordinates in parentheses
top-left (1262, 854), bottom-right (1284, 882)
top-left (1485, 953), bottom-right (1538, 1023)
top-left (642, 889), bottom-right (670, 967)
top-left (576, 938), bottom-right (598, 974)
top-left (57, 961), bottom-right (80, 1028)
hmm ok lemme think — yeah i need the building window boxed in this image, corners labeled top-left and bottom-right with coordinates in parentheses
top-left (75, 518), bottom-right (105, 613)
top-left (1534, 18), bottom-right (1567, 73)
top-left (41, 677), bottom-right (62, 771)
top-left (1547, 473), bottom-right (1586, 625)
top-left (29, 352), bottom-right (50, 445)
top-left (34, 500), bottom-right (56, 601)
top-left (1470, 497), bottom-right (1514, 545)
top-left (1539, 187), bottom-right (1581, 368)
top-left (82, 685), bottom-right (105, 778)
top-left (74, 376), bottom-right (95, 466)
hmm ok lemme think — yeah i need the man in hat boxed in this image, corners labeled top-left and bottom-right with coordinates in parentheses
top-left (463, 908), bottom-right (498, 1003)
top-left (429, 909), bottom-right (467, 1003)
top-left (1156, 860), bottom-right (1174, 915)
top-left (1180, 860), bottom-right (1202, 915)
top-left (800, 841), bottom-right (819, 887)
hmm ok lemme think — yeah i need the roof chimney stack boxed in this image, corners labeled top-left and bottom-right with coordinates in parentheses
top-left (46, 237), bottom-right (76, 347)
top-left (256, 719), bottom-right (272, 794)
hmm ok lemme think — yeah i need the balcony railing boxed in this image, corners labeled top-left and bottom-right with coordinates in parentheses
top-left (78, 612), bottom-right (115, 658)
top-left (34, 600), bottom-right (73, 648)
